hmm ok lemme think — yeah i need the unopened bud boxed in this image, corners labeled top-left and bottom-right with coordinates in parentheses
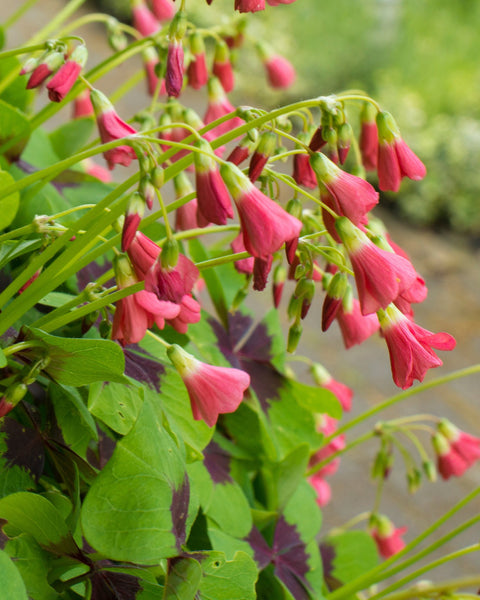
top-left (99, 319), bottom-right (112, 339)
top-left (161, 237), bottom-right (179, 269)
top-left (287, 321), bottom-right (302, 353)
top-left (169, 10), bottom-right (187, 41)
top-left (337, 122), bottom-right (352, 165)
top-left (286, 197), bottom-right (303, 220)
top-left (422, 460), bottom-right (437, 482)
top-left (151, 165), bottom-right (165, 188)
top-left (139, 176), bottom-right (155, 210)
top-left (407, 468), bottom-right (422, 494)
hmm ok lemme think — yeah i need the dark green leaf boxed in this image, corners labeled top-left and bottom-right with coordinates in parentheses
top-left (0, 239), bottom-right (42, 270)
top-left (0, 57), bottom-right (33, 111)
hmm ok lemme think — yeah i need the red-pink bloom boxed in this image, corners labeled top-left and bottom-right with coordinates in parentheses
top-left (336, 296), bottom-right (380, 349)
top-left (122, 193), bottom-right (145, 252)
top-left (263, 54), bottom-right (295, 89)
top-left (175, 198), bottom-right (201, 231)
top-left (309, 415), bottom-right (345, 477)
top-left (311, 364), bottom-right (353, 412)
top-left (293, 152), bottom-right (317, 189)
top-left (308, 473), bottom-right (331, 507)
top-left (376, 111), bottom-right (426, 192)
top-left (82, 158), bottom-right (112, 183)
top-left (253, 255), bottom-right (273, 291)
top-left (335, 217), bottom-right (417, 315)
top-left (73, 89), bottom-right (94, 118)
top-left (359, 102), bottom-right (378, 171)
top-left (433, 421), bottom-right (480, 480)
top-left (234, 0), bottom-right (265, 12)
top-left (248, 130), bottom-right (276, 182)
top-left (112, 256), bottom-right (180, 345)
top-left (143, 47), bottom-right (165, 96)
top-left (310, 152), bottom-right (379, 226)
top-left (204, 77), bottom-right (243, 137)
top-left (47, 60), bottom-right (82, 102)
top-left (150, 0), bottom-right (176, 21)
top-left (146, 253), bottom-right (199, 305)
top-left (128, 232), bottom-right (162, 279)
top-left (90, 89), bottom-right (138, 170)
top-left (370, 515), bottom-right (407, 559)
top-left (231, 232), bottom-right (254, 275)
top-left (166, 39), bottom-right (184, 97)
top-left (212, 40), bottom-right (235, 93)
top-left (0, 397), bottom-right (15, 418)
top-left (167, 294), bottom-right (201, 334)
top-left (267, 0), bottom-right (297, 4)
top-left (194, 138), bottom-right (234, 225)
top-left (220, 162), bottom-right (303, 259)
top-left (167, 344), bottom-right (250, 426)
top-left (227, 143), bottom-right (251, 166)
top-left (187, 51), bottom-right (208, 90)
top-left (378, 304), bottom-right (456, 389)
top-left (132, 0), bottom-right (160, 36)
top-left (25, 51), bottom-right (64, 89)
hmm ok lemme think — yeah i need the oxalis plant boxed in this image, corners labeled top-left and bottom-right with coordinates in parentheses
top-left (0, 0), bottom-right (479, 598)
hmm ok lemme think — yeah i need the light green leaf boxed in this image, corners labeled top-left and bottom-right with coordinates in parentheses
top-left (38, 292), bottom-right (77, 308)
top-left (0, 549), bottom-right (29, 599)
top-left (0, 346), bottom-right (6, 368)
top-left (0, 98), bottom-right (30, 160)
top-left (88, 380), bottom-right (143, 435)
top-left (0, 492), bottom-right (78, 555)
top-left (207, 527), bottom-right (255, 561)
top-left (323, 531), bottom-right (379, 586)
top-left (81, 398), bottom-right (188, 564)
top-left (48, 117), bottom-right (95, 160)
top-left (0, 57), bottom-right (33, 111)
top-left (163, 557), bottom-right (202, 600)
top-left (265, 443), bottom-right (311, 511)
top-left (0, 239), bottom-right (41, 270)
top-left (23, 327), bottom-right (127, 386)
top-left (20, 127), bottom-right (59, 168)
top-left (5, 534), bottom-right (60, 600)
top-left (197, 551), bottom-right (257, 600)
top-left (0, 170), bottom-right (20, 230)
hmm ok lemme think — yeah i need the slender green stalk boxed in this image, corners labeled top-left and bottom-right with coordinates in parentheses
top-left (306, 431), bottom-right (375, 476)
top-left (379, 574), bottom-right (480, 600)
top-left (0, 43), bottom-right (46, 59)
top-left (196, 251), bottom-right (251, 271)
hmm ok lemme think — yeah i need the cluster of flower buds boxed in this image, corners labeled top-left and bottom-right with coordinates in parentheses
top-left (432, 420), bottom-right (480, 480)
top-left (21, 42), bottom-right (88, 103)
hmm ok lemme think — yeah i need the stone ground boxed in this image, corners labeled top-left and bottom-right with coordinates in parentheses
top-left (2, 0), bottom-right (480, 581)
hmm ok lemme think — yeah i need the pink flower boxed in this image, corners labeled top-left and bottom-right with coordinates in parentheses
top-left (166, 39), bottom-right (184, 97)
top-left (293, 144), bottom-right (317, 189)
top-left (359, 102), bottom-right (378, 171)
top-left (310, 152), bottom-right (379, 226)
top-left (122, 192), bottom-right (145, 252)
top-left (90, 89), bottom-right (138, 170)
top-left (308, 473), bottom-right (331, 507)
top-left (370, 515), bottom-right (407, 559)
top-left (132, 0), bottom-right (160, 37)
top-left (234, 0), bottom-right (265, 12)
top-left (47, 59), bottom-right (83, 102)
top-left (143, 47), bottom-right (165, 96)
top-left (227, 143), bottom-right (251, 166)
top-left (378, 304), bottom-right (456, 389)
top-left (212, 40), bottom-right (235, 93)
top-left (253, 255), bottom-right (273, 291)
top-left (376, 111), bottom-right (426, 192)
top-left (24, 51), bottom-right (64, 89)
top-left (231, 232), bottom-right (254, 274)
top-left (150, 0), bottom-right (176, 21)
top-left (311, 364), bottom-right (353, 412)
top-left (82, 158), bottom-right (111, 183)
top-left (220, 162), bottom-right (303, 259)
top-left (127, 232), bottom-right (161, 279)
top-left (264, 54), bottom-right (295, 89)
top-left (267, 0), bottom-right (297, 4)
top-left (187, 51), bottom-right (208, 90)
top-left (204, 77), bottom-right (244, 137)
top-left (167, 294), bottom-right (201, 334)
top-left (433, 421), bottom-right (480, 480)
top-left (167, 344), bottom-right (250, 426)
top-left (309, 415), bottom-right (345, 477)
top-left (194, 138), bottom-right (234, 225)
top-left (336, 296), bottom-right (380, 349)
top-left (335, 217), bottom-right (417, 315)
top-left (248, 130), bottom-right (276, 182)
top-left (112, 256), bottom-right (180, 345)
top-left (73, 89), bottom-right (93, 118)
top-left (146, 253), bottom-right (199, 305)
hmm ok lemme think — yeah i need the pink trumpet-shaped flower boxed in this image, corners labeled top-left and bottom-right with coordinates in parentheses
top-left (167, 294), bottom-right (201, 334)
top-left (82, 158), bottom-right (111, 183)
top-left (90, 89), bottom-right (138, 170)
top-left (231, 232), bottom-right (254, 275)
top-left (220, 162), bottom-right (302, 259)
top-left (204, 77), bottom-right (243, 137)
top-left (359, 102), bottom-right (378, 171)
top-left (378, 304), bottom-right (456, 389)
top-left (370, 515), bottom-right (407, 559)
top-left (335, 217), bottom-right (417, 315)
top-left (73, 89), bottom-right (94, 118)
top-left (308, 473), bottom-right (331, 507)
top-left (112, 255), bottom-right (180, 345)
top-left (336, 294), bottom-right (380, 349)
top-left (132, 0), bottom-right (161, 37)
top-left (194, 138), bottom-right (234, 225)
top-left (432, 421), bottom-right (480, 480)
top-left (235, 0), bottom-right (265, 12)
top-left (167, 344), bottom-right (250, 426)
top-left (309, 415), bottom-right (345, 477)
top-left (212, 40), bottom-right (235, 93)
top-left (376, 111), bottom-right (426, 192)
top-left (47, 44), bottom-right (87, 102)
top-left (150, 0), bottom-right (176, 21)
top-left (166, 39), bottom-right (184, 97)
top-left (256, 42), bottom-right (295, 89)
top-left (25, 51), bottom-right (64, 89)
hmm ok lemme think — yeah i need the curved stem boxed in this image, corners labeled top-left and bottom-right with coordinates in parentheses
top-left (378, 572), bottom-right (480, 600)
top-left (196, 251), bottom-right (250, 271)
top-left (306, 431), bottom-right (375, 476)
top-left (0, 43), bottom-right (47, 59)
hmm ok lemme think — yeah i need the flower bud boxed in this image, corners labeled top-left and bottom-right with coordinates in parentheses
top-left (286, 197), bottom-right (302, 219)
top-left (337, 122), bottom-right (352, 165)
top-left (151, 165), bottom-right (165, 188)
top-left (139, 176), bottom-right (156, 210)
top-left (287, 320), bottom-right (302, 353)
top-left (422, 460), bottom-right (437, 482)
top-left (160, 237), bottom-right (179, 269)
top-left (407, 468), bottom-right (422, 494)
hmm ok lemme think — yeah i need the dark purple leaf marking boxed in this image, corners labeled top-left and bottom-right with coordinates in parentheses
top-left (90, 570), bottom-right (142, 600)
top-left (123, 345), bottom-right (165, 392)
top-left (171, 475), bottom-right (190, 551)
top-left (203, 441), bottom-right (233, 484)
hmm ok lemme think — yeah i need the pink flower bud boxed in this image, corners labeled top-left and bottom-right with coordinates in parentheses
top-left (150, 0), bottom-right (176, 21)
top-left (46, 45), bottom-right (87, 102)
top-left (132, 0), bottom-right (161, 37)
top-left (73, 89), bottom-right (94, 118)
top-left (166, 39), bottom-right (184, 97)
top-left (370, 515), bottom-right (407, 559)
top-left (234, 0), bottom-right (265, 12)
top-left (25, 51), bottom-right (64, 89)
top-left (204, 77), bottom-right (244, 137)
top-left (212, 40), bottom-right (235, 93)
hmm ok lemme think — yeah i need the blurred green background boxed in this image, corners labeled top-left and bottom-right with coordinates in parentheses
top-left (96, 0), bottom-right (480, 235)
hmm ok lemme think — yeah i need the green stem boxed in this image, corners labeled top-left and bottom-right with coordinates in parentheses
top-left (146, 329), bottom-right (171, 349)
top-left (2, 340), bottom-right (43, 357)
top-left (0, 43), bottom-right (46, 59)
top-left (371, 544), bottom-right (480, 600)
top-left (327, 485), bottom-right (480, 600)
top-left (306, 431), bottom-right (375, 476)
top-left (378, 574), bottom-right (480, 600)
top-left (196, 251), bottom-right (251, 271)
top-left (324, 365), bottom-right (480, 446)
top-left (3, 0), bottom-right (42, 29)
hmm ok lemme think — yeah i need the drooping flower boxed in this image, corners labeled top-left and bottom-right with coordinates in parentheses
top-left (174, 172), bottom-right (205, 231)
top-left (308, 473), bottom-right (331, 507)
top-left (231, 232), bottom-right (254, 275)
top-left (143, 46), bottom-right (165, 96)
top-left (187, 32), bottom-right (208, 90)
top-left (292, 144), bottom-right (317, 189)
top-left (204, 76), bottom-right (244, 137)
top-left (167, 344), bottom-right (250, 426)
top-left (309, 415), bottom-right (345, 477)
top-left (376, 111), bottom-right (426, 192)
top-left (24, 51), bottom-right (64, 89)
top-left (132, 0), bottom-right (161, 37)
top-left (335, 292), bottom-right (380, 349)
top-left (212, 39), bottom-right (235, 93)
top-left (73, 89), bottom-right (94, 118)
top-left (432, 420), bottom-right (480, 480)
top-left (112, 255), bottom-right (180, 345)
top-left (122, 192), bottom-right (145, 252)
top-left (234, 0), bottom-right (265, 12)
top-left (47, 45), bottom-right (87, 102)
top-left (335, 217), bottom-right (417, 315)
top-left (370, 515), bottom-right (407, 559)
top-left (194, 138), bottom-right (234, 225)
top-left (248, 130), bottom-right (276, 182)
top-left (82, 158), bottom-right (111, 183)
top-left (90, 88), bottom-right (138, 170)
top-left (359, 102), bottom-right (378, 171)
top-left (150, 0), bottom-right (176, 21)
top-left (310, 152), bottom-right (379, 227)
top-left (257, 42), bottom-right (295, 89)
top-left (378, 304), bottom-right (456, 389)
top-left (220, 162), bottom-right (303, 259)
top-left (166, 39), bottom-right (184, 98)
top-left (311, 364), bottom-right (353, 412)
